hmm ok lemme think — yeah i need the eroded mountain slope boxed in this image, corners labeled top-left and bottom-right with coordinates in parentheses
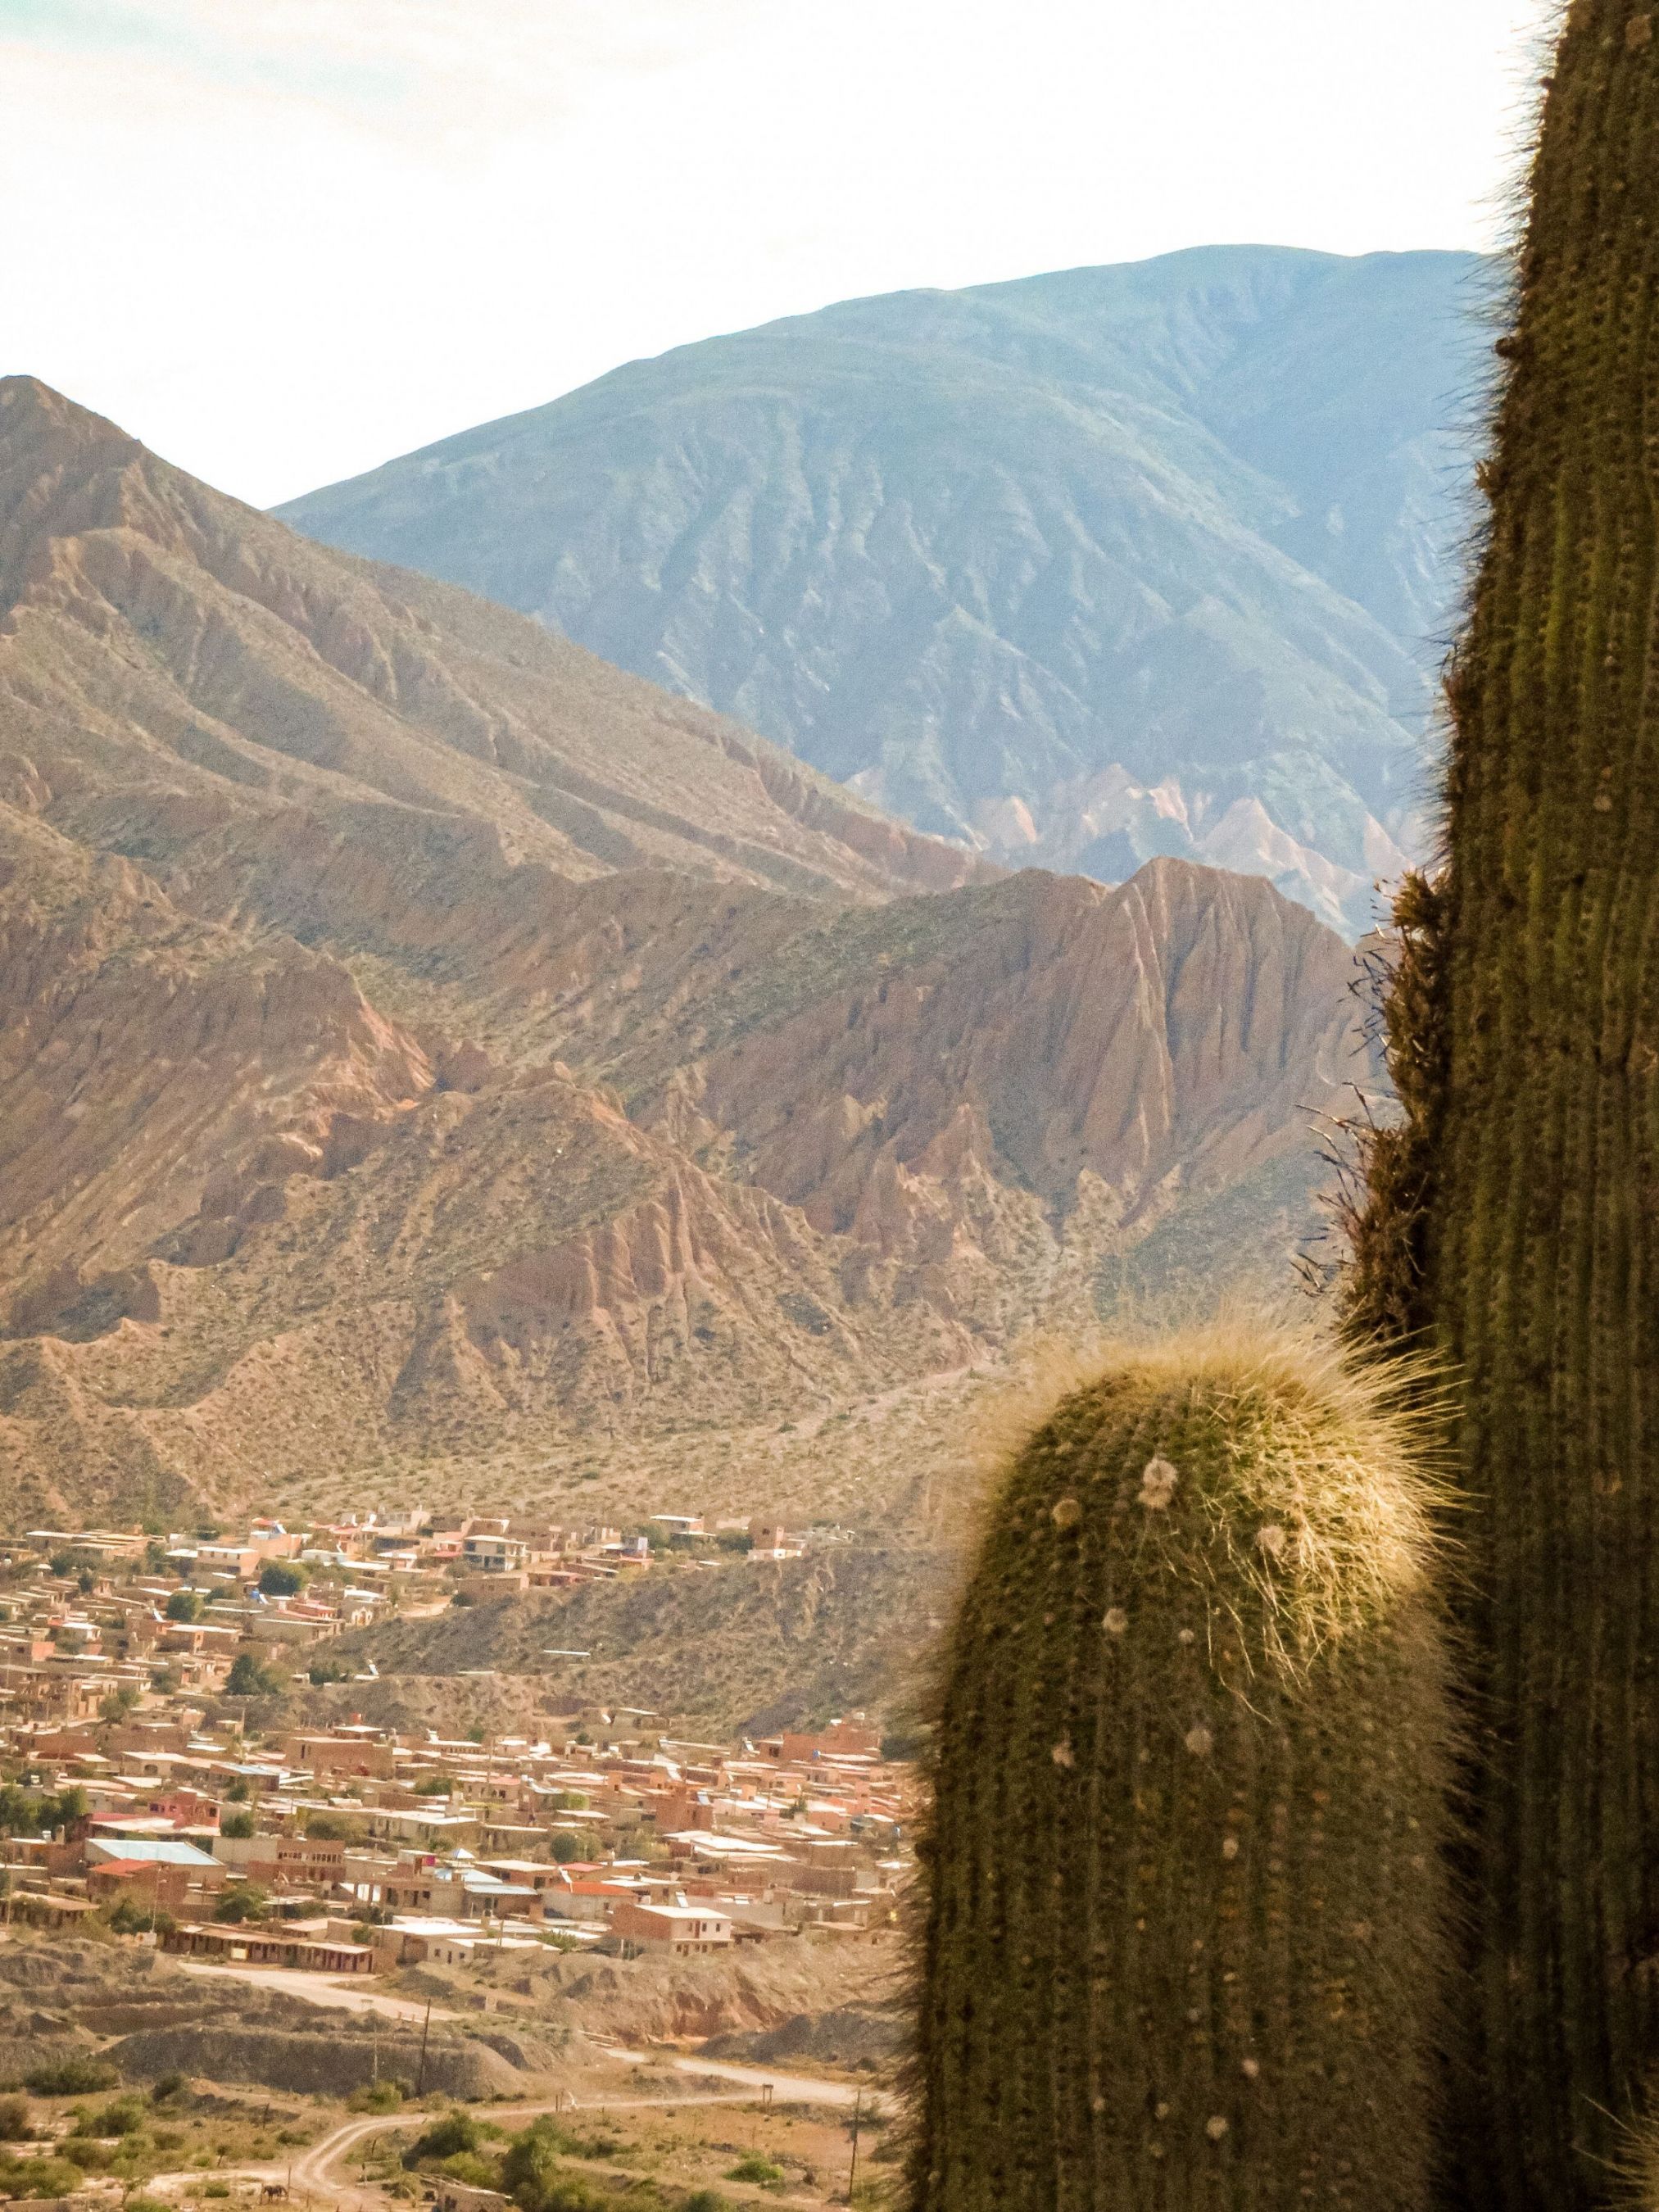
top-left (0, 377), bottom-right (980, 906)
top-left (279, 246), bottom-right (1488, 934)
top-left (0, 379), bottom-right (1367, 1526)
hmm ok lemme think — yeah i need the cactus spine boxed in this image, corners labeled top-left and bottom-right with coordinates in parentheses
top-left (1346, 6), bottom-right (1659, 2201)
top-left (908, 1334), bottom-right (1449, 2211)
top-left (1625, 2117), bottom-right (1659, 2212)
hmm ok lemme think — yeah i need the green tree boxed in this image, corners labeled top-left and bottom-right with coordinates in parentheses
top-left (219, 1810), bottom-right (256, 1839)
top-left (498, 2121), bottom-right (613, 2212)
top-left (404, 2112), bottom-right (480, 2165)
top-left (0, 1784), bottom-right (45, 1837)
top-left (212, 1883), bottom-right (269, 1924)
top-left (108, 1897), bottom-right (177, 1938)
top-left (225, 1652), bottom-right (281, 1698)
top-left (303, 1811), bottom-right (366, 1843)
top-left (257, 1560), bottom-right (307, 1598)
top-left (164, 1589), bottom-right (202, 1623)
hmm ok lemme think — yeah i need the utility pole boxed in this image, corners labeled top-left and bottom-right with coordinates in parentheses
top-left (847, 2089), bottom-right (863, 2204)
top-left (415, 1997), bottom-right (433, 2098)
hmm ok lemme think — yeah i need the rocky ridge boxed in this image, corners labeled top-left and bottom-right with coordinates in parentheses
top-left (0, 378), bottom-right (1368, 1528)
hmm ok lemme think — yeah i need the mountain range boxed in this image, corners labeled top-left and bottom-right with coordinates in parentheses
top-left (0, 374), bottom-right (1367, 1534)
top-left (279, 243), bottom-right (1490, 937)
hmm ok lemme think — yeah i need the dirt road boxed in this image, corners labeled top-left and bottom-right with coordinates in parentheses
top-left (177, 1961), bottom-right (454, 2024)
top-left (247, 2094), bottom-right (737, 2212)
top-left (171, 1960), bottom-right (891, 2204)
top-left (628, 2051), bottom-right (893, 2111)
top-left (237, 2066), bottom-right (894, 2210)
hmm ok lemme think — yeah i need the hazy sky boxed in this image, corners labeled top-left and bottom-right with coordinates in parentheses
top-left (3, 0), bottom-right (1557, 507)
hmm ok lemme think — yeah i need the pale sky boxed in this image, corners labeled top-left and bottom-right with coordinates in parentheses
top-left (2, 0), bottom-right (1557, 508)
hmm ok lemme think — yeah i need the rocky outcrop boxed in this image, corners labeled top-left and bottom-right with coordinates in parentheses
top-left (442, 1930), bottom-right (904, 2050)
top-left (0, 805), bottom-right (433, 1303)
top-left (705, 2002), bottom-right (905, 2076)
top-left (663, 860), bottom-right (1357, 1228)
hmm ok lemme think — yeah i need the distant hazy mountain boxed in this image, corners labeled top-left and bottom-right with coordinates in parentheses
top-left (279, 245), bottom-right (1490, 935)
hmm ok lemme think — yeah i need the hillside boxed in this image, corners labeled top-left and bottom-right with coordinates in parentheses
top-left (279, 245), bottom-right (1489, 936)
top-left (0, 378), bottom-right (981, 908)
top-left (0, 377), bottom-right (1368, 1535)
top-left (318, 1545), bottom-right (945, 1738)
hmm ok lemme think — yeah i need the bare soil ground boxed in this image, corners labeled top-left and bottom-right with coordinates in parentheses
top-left (395, 1929), bottom-right (904, 2056)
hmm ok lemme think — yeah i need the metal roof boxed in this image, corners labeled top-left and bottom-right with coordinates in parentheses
top-left (85, 1837), bottom-right (219, 1866)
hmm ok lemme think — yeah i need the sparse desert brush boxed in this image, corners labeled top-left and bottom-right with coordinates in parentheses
top-left (908, 1328), bottom-right (1450, 2210)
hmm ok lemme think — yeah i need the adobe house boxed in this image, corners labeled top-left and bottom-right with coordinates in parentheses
top-left (610, 1897), bottom-right (732, 1954)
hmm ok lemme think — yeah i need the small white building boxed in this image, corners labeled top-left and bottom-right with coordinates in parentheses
top-left (461, 1533), bottom-right (528, 1573)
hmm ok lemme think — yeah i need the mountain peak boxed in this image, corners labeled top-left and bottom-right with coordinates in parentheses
top-left (279, 243), bottom-right (1485, 940)
top-left (0, 374), bottom-right (133, 456)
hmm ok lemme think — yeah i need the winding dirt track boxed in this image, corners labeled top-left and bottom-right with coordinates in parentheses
top-left (237, 2060), bottom-right (894, 2210)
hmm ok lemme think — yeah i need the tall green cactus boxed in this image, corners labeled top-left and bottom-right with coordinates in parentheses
top-left (1346, 5), bottom-right (1659, 2201)
top-left (908, 1334), bottom-right (1449, 2211)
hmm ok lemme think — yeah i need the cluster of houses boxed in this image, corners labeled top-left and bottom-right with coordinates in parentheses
top-left (2, 1710), bottom-right (909, 1973)
top-left (0, 1515), bottom-right (909, 1980)
top-left (0, 1507), bottom-right (811, 1711)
